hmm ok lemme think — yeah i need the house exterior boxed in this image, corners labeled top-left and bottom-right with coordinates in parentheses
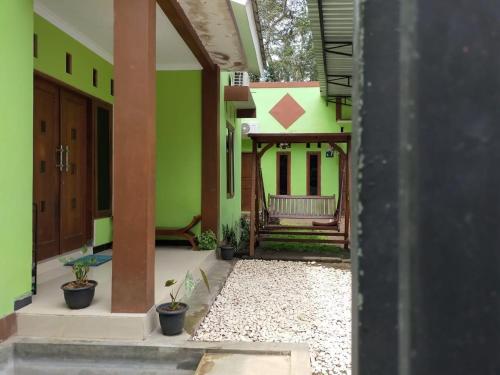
top-left (0, 0), bottom-right (262, 340)
top-left (241, 82), bottom-right (352, 212)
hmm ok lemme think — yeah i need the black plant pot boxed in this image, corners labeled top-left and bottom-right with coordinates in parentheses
top-left (156, 302), bottom-right (189, 336)
top-left (61, 280), bottom-right (98, 309)
top-left (220, 245), bottom-right (235, 260)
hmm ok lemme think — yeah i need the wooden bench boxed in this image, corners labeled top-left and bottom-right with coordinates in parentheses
top-left (155, 215), bottom-right (201, 250)
top-left (268, 195), bottom-right (336, 220)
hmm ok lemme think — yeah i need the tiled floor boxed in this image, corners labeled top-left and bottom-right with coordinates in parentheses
top-left (16, 247), bottom-right (216, 340)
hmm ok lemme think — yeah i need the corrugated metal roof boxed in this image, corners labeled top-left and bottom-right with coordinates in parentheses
top-left (307, 0), bottom-right (353, 99)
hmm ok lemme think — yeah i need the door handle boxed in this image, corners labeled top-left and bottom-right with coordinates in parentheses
top-left (56, 145), bottom-right (64, 171)
top-left (65, 145), bottom-right (70, 172)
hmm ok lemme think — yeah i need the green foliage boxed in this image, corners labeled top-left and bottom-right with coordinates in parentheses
top-left (59, 245), bottom-right (96, 287)
top-left (254, 0), bottom-right (317, 82)
top-left (197, 230), bottom-right (218, 250)
top-left (238, 216), bottom-right (250, 252)
top-left (164, 269), bottom-right (210, 311)
top-left (222, 222), bottom-right (239, 249)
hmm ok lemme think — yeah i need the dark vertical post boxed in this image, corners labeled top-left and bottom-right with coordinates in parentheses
top-left (112, 0), bottom-right (156, 313)
top-left (201, 65), bottom-right (220, 235)
top-left (352, 0), bottom-right (500, 374)
top-left (249, 140), bottom-right (257, 256)
top-left (351, 0), bottom-right (401, 373)
top-left (344, 141), bottom-right (350, 249)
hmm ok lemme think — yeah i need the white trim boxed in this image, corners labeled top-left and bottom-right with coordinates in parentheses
top-left (243, 0), bottom-right (264, 74)
top-left (156, 63), bottom-right (203, 71)
top-left (34, 1), bottom-right (114, 64)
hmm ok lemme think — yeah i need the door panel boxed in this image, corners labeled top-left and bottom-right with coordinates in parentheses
top-left (59, 90), bottom-right (89, 252)
top-left (241, 153), bottom-right (253, 211)
top-left (34, 79), bottom-right (60, 261)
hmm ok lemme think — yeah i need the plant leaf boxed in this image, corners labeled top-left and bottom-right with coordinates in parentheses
top-left (165, 279), bottom-right (177, 287)
top-left (184, 272), bottom-right (195, 299)
top-left (200, 268), bottom-right (210, 292)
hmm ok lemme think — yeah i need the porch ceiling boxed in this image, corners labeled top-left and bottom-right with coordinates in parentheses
top-left (177, 0), bottom-right (248, 72)
top-left (34, 0), bottom-right (202, 70)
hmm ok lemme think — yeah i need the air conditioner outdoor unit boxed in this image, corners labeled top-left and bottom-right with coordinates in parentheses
top-left (241, 122), bottom-right (259, 137)
top-left (232, 71), bottom-right (250, 87)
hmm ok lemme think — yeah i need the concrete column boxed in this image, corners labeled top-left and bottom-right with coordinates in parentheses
top-left (352, 1), bottom-right (500, 374)
top-left (112, 0), bottom-right (156, 313)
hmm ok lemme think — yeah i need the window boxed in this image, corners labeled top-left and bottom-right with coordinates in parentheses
top-left (94, 102), bottom-right (112, 217)
top-left (226, 123), bottom-right (235, 198)
top-left (33, 34), bottom-right (38, 58)
top-left (65, 53), bottom-right (72, 74)
top-left (93, 68), bottom-right (98, 87)
top-left (276, 152), bottom-right (291, 195)
top-left (307, 152), bottom-right (321, 196)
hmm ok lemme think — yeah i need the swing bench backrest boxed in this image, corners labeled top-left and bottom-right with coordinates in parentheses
top-left (268, 195), bottom-right (336, 220)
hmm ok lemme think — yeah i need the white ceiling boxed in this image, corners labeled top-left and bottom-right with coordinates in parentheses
top-left (34, 0), bottom-right (202, 70)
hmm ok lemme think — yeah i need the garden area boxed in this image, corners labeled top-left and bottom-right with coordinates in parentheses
top-left (193, 259), bottom-right (351, 375)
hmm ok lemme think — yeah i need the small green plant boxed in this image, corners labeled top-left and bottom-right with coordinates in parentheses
top-left (197, 230), bottom-right (217, 250)
top-left (59, 245), bottom-right (96, 288)
top-left (239, 216), bottom-right (250, 252)
top-left (222, 223), bottom-right (238, 248)
top-left (164, 269), bottom-right (210, 311)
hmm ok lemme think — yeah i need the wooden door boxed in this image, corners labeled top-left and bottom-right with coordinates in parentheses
top-left (59, 89), bottom-right (88, 252)
top-left (241, 153), bottom-right (253, 211)
top-left (34, 79), bottom-right (61, 260)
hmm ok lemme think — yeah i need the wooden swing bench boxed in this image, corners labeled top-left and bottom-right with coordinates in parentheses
top-left (261, 195), bottom-right (345, 244)
top-left (155, 215), bottom-right (201, 250)
top-left (268, 195), bottom-right (336, 220)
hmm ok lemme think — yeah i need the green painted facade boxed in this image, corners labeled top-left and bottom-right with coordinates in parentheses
top-left (0, 7), bottom-right (245, 318)
top-left (34, 13), bottom-right (114, 246)
top-left (242, 85), bottom-right (352, 201)
top-left (0, 0), bottom-right (34, 318)
top-left (156, 71), bottom-right (202, 234)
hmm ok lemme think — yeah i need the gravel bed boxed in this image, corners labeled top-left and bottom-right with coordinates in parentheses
top-left (193, 260), bottom-right (351, 375)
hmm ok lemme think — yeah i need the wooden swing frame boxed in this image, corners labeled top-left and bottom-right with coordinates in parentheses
top-left (248, 133), bottom-right (352, 256)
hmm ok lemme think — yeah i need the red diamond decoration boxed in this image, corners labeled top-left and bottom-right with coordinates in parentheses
top-left (269, 94), bottom-right (305, 129)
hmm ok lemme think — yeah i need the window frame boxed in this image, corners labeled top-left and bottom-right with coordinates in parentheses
top-left (226, 122), bottom-right (235, 199)
top-left (93, 99), bottom-right (113, 218)
top-left (306, 151), bottom-right (322, 196)
top-left (276, 151), bottom-right (291, 195)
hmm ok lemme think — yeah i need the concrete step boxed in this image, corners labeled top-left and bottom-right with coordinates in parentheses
top-left (195, 353), bottom-right (291, 375)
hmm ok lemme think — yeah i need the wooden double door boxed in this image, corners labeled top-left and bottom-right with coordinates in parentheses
top-left (34, 77), bottom-right (90, 261)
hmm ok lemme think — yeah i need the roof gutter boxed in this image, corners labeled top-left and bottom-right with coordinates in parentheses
top-left (250, 0), bottom-right (267, 69)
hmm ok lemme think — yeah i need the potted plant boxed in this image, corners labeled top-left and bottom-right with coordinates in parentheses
top-left (156, 269), bottom-right (210, 336)
top-left (60, 246), bottom-right (98, 309)
top-left (197, 230), bottom-right (217, 250)
top-left (221, 223), bottom-right (238, 260)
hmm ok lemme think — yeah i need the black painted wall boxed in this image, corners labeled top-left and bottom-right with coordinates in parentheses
top-left (352, 1), bottom-right (500, 374)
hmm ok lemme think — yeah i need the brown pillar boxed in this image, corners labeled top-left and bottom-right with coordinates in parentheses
top-left (201, 66), bottom-right (220, 234)
top-left (249, 140), bottom-right (257, 256)
top-left (112, 0), bottom-right (156, 313)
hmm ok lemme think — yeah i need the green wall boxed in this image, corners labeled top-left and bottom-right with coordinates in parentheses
top-left (156, 71), bottom-right (202, 233)
top-left (241, 85), bottom-right (352, 201)
top-left (219, 72), bottom-right (242, 235)
top-left (34, 15), bottom-right (114, 103)
top-left (34, 13), bottom-right (113, 246)
top-left (0, 0), bottom-right (34, 318)
top-left (242, 141), bottom-right (340, 198)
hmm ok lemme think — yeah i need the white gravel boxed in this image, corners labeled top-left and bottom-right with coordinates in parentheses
top-left (193, 260), bottom-right (351, 375)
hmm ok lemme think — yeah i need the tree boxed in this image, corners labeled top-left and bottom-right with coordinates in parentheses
top-left (253, 0), bottom-right (317, 82)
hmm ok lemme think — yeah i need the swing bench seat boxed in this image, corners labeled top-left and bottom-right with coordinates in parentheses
top-left (268, 195), bottom-right (336, 220)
